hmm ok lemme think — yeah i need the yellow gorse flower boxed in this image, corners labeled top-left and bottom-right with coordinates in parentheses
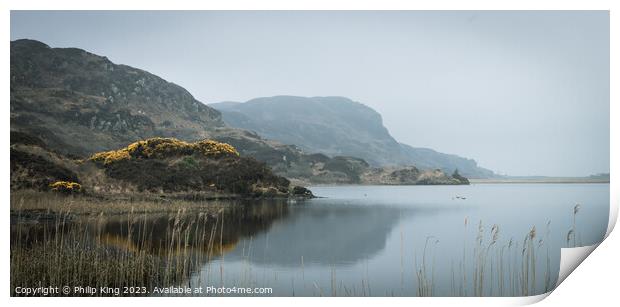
top-left (49, 181), bottom-right (82, 192)
top-left (89, 137), bottom-right (239, 165)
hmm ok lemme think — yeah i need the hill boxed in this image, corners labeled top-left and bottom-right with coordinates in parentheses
top-left (11, 39), bottom-right (223, 157)
top-left (211, 96), bottom-right (496, 178)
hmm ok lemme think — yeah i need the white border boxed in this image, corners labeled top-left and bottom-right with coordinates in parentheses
top-left (2, 1), bottom-right (617, 306)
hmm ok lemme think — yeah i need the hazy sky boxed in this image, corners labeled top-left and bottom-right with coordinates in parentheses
top-left (11, 11), bottom-right (609, 176)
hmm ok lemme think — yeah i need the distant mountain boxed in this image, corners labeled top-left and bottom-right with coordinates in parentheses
top-left (211, 96), bottom-right (496, 178)
top-left (211, 96), bottom-right (406, 166)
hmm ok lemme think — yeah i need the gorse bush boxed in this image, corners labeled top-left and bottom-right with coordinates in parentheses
top-left (89, 138), bottom-right (239, 165)
top-left (86, 137), bottom-right (290, 196)
top-left (49, 181), bottom-right (82, 193)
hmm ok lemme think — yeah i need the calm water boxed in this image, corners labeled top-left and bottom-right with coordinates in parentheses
top-left (11, 183), bottom-right (610, 297)
top-left (190, 183), bottom-right (609, 296)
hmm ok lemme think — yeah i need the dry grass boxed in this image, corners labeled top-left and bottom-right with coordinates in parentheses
top-left (10, 192), bottom-right (233, 296)
top-left (446, 206), bottom-right (583, 297)
top-left (11, 190), bottom-right (228, 216)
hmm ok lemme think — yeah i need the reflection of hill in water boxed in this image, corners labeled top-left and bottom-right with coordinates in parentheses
top-left (225, 203), bottom-right (404, 266)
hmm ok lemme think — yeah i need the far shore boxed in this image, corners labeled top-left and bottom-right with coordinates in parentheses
top-left (470, 177), bottom-right (610, 184)
top-left (303, 178), bottom-right (609, 186)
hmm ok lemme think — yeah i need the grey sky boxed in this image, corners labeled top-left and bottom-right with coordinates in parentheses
top-left (10, 11), bottom-right (609, 176)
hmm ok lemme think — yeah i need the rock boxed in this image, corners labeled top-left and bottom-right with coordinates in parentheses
top-left (291, 186), bottom-right (314, 198)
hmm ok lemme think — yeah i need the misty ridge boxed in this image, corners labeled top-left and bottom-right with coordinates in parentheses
top-left (210, 96), bottom-right (495, 178)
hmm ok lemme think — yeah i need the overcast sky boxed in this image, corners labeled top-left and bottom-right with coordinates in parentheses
top-left (11, 11), bottom-right (609, 176)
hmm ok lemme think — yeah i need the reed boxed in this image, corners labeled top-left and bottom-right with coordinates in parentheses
top-left (567, 204), bottom-right (581, 247)
top-left (443, 210), bottom-right (575, 297)
top-left (11, 196), bottom-right (229, 296)
top-left (414, 236), bottom-right (439, 296)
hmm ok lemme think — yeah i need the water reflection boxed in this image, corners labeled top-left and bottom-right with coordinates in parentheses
top-left (93, 200), bottom-right (290, 257)
top-left (225, 203), bottom-right (404, 266)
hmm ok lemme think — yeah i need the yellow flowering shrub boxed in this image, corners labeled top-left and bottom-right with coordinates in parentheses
top-left (196, 140), bottom-right (239, 157)
top-left (49, 181), bottom-right (82, 193)
top-left (88, 137), bottom-right (239, 165)
top-left (90, 149), bottom-right (131, 164)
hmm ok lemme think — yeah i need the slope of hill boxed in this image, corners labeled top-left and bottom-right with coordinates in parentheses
top-left (11, 39), bottom-right (224, 157)
top-left (211, 97), bottom-right (496, 178)
top-left (398, 144), bottom-right (496, 178)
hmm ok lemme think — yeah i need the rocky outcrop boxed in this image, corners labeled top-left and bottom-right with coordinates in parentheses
top-left (361, 166), bottom-right (469, 185)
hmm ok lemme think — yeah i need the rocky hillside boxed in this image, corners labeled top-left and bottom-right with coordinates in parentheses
top-left (11, 39), bottom-right (223, 157)
top-left (11, 131), bottom-right (80, 191)
top-left (212, 97), bottom-right (496, 178)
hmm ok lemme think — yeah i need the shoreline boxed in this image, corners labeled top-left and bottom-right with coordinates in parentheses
top-left (469, 178), bottom-right (610, 184)
top-left (306, 179), bottom-right (609, 187)
top-left (9, 190), bottom-right (310, 216)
